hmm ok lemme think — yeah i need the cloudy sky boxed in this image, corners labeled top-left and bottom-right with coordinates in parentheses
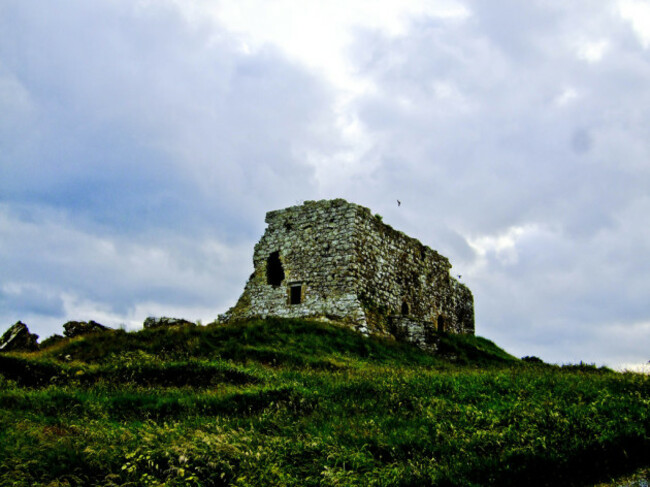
top-left (1, 0), bottom-right (649, 369)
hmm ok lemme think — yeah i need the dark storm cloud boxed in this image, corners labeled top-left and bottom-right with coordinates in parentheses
top-left (0, 284), bottom-right (65, 320)
top-left (0, 0), bottom-right (333, 236)
top-left (0, 0), bottom-right (340, 334)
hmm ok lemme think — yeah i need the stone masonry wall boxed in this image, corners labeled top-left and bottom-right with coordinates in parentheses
top-left (220, 200), bottom-right (367, 328)
top-left (350, 204), bottom-right (474, 335)
top-left (219, 199), bottom-right (474, 344)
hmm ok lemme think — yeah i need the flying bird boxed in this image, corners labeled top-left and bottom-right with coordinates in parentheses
top-left (397, 200), bottom-right (401, 206)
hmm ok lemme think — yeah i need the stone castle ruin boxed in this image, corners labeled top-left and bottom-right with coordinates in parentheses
top-left (220, 199), bottom-right (474, 348)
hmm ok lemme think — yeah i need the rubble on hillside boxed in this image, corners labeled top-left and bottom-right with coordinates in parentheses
top-left (63, 320), bottom-right (112, 338)
top-left (143, 317), bottom-right (195, 329)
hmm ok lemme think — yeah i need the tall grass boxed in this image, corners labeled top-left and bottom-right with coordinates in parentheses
top-left (0, 318), bottom-right (648, 486)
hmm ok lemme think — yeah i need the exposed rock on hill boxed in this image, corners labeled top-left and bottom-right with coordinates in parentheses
top-left (63, 320), bottom-right (112, 338)
top-left (143, 317), bottom-right (195, 329)
top-left (0, 321), bottom-right (39, 352)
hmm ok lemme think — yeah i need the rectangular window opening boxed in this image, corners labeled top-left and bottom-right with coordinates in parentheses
top-left (290, 285), bottom-right (302, 305)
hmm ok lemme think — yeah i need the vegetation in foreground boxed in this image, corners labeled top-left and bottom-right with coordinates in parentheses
top-left (0, 318), bottom-right (648, 486)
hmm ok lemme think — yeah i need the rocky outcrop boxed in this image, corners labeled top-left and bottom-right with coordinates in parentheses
top-left (143, 317), bottom-right (195, 329)
top-left (0, 321), bottom-right (39, 352)
top-left (63, 320), bottom-right (111, 338)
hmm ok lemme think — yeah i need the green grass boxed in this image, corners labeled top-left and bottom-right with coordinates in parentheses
top-left (0, 318), bottom-right (648, 486)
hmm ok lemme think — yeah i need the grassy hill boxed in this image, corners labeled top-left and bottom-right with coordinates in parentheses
top-left (0, 318), bottom-right (648, 486)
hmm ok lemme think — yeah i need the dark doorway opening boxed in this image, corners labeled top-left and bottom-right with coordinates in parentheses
top-left (401, 302), bottom-right (409, 315)
top-left (266, 251), bottom-right (284, 287)
top-left (437, 315), bottom-right (445, 332)
top-left (290, 285), bottom-right (302, 305)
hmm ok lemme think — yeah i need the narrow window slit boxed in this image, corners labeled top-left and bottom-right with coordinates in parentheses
top-left (437, 315), bottom-right (445, 332)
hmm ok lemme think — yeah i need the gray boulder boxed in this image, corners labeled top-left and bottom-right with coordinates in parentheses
top-left (143, 317), bottom-right (195, 329)
top-left (63, 320), bottom-right (112, 338)
top-left (0, 321), bottom-right (39, 352)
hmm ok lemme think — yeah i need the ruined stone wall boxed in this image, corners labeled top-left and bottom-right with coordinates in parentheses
top-left (350, 205), bottom-right (474, 335)
top-left (219, 199), bottom-right (474, 340)
top-left (221, 200), bottom-right (366, 326)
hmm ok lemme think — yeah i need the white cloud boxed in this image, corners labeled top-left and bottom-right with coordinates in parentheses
top-left (618, 0), bottom-right (650, 48)
top-left (201, 0), bottom-right (470, 91)
top-left (181, 0), bottom-right (473, 192)
top-left (0, 73), bottom-right (33, 115)
top-left (619, 362), bottom-right (650, 374)
top-left (554, 86), bottom-right (579, 106)
top-left (467, 224), bottom-right (540, 265)
top-left (576, 39), bottom-right (610, 62)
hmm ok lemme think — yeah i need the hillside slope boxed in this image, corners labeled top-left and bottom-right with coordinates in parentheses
top-left (0, 318), bottom-right (648, 486)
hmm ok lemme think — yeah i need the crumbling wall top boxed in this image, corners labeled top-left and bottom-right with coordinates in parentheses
top-left (265, 198), bottom-right (358, 224)
top-left (266, 199), bottom-right (450, 271)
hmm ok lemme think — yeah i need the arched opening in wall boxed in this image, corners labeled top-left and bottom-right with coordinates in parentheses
top-left (437, 315), bottom-right (445, 332)
top-left (266, 251), bottom-right (284, 287)
top-left (401, 302), bottom-right (409, 315)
